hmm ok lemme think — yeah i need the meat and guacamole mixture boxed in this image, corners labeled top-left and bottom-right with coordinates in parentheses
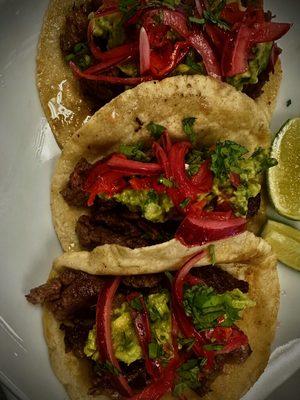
top-left (61, 119), bottom-right (277, 249)
top-left (26, 262), bottom-right (255, 398)
top-left (60, 0), bottom-right (290, 107)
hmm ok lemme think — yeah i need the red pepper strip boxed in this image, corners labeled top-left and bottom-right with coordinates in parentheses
top-left (127, 357), bottom-right (180, 400)
top-left (175, 211), bottom-right (246, 247)
top-left (96, 277), bottom-right (133, 397)
top-left (106, 154), bottom-right (162, 176)
top-left (162, 131), bottom-right (172, 154)
top-left (150, 41), bottom-right (190, 78)
top-left (152, 142), bottom-right (170, 176)
top-left (205, 326), bottom-right (249, 354)
top-left (187, 31), bottom-right (222, 79)
top-left (220, 3), bottom-right (245, 24)
top-left (129, 177), bottom-right (166, 193)
top-left (139, 27), bottom-right (151, 74)
top-left (130, 295), bottom-right (162, 380)
top-left (86, 171), bottom-right (127, 206)
top-left (191, 159), bottom-right (214, 193)
top-left (221, 25), bottom-right (253, 77)
top-left (69, 61), bottom-right (152, 85)
top-left (251, 22), bottom-right (292, 43)
top-left (84, 54), bottom-right (133, 75)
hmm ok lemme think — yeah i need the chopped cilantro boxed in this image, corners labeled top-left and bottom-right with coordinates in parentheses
top-left (100, 361), bottom-right (121, 376)
top-left (148, 342), bottom-right (163, 359)
top-left (74, 42), bottom-right (88, 53)
top-left (186, 148), bottom-right (205, 176)
top-left (180, 197), bottom-right (191, 208)
top-left (203, 344), bottom-right (224, 351)
top-left (130, 296), bottom-right (143, 312)
top-left (119, 143), bottom-right (150, 162)
top-left (182, 117), bottom-right (197, 145)
top-left (189, 16), bottom-right (205, 25)
top-left (185, 51), bottom-right (205, 74)
top-left (147, 122), bottom-right (165, 139)
top-left (178, 337), bottom-right (196, 350)
top-left (119, 0), bottom-right (139, 18)
top-left (286, 99), bottom-right (292, 107)
top-left (208, 244), bottom-right (216, 265)
top-left (183, 285), bottom-right (255, 330)
top-left (174, 358), bottom-right (207, 395)
top-left (210, 141), bottom-right (248, 182)
top-left (164, 271), bottom-right (174, 283)
top-left (158, 176), bottom-right (174, 187)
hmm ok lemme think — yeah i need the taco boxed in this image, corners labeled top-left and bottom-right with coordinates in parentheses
top-left (26, 232), bottom-right (279, 399)
top-left (51, 75), bottom-right (276, 259)
top-left (37, 0), bottom-right (291, 146)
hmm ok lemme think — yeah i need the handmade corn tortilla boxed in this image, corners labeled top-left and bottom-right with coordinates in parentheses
top-left (43, 231), bottom-right (279, 400)
top-left (37, 0), bottom-right (281, 147)
top-left (51, 74), bottom-right (271, 253)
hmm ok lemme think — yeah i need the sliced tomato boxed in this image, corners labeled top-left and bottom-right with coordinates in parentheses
top-left (251, 22), bottom-right (292, 43)
top-left (220, 3), bottom-right (245, 24)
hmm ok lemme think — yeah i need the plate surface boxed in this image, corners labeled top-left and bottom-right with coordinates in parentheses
top-left (0, 0), bottom-right (299, 399)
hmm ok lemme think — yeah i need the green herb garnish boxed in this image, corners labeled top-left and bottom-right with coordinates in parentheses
top-left (208, 244), bottom-right (216, 265)
top-left (158, 176), bottom-right (174, 188)
top-left (180, 197), bottom-right (191, 208)
top-left (148, 342), bottom-right (163, 359)
top-left (119, 143), bottom-right (150, 162)
top-left (182, 117), bottom-right (197, 145)
top-left (130, 296), bottom-right (143, 312)
top-left (147, 122), bottom-right (165, 139)
top-left (178, 337), bottom-right (196, 351)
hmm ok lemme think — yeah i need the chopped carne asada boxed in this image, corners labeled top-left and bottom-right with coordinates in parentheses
top-left (26, 259), bottom-right (254, 399)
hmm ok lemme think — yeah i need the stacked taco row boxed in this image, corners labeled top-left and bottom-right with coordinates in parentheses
top-left (27, 0), bottom-right (290, 398)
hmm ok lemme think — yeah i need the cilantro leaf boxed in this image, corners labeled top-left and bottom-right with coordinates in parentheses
top-left (189, 16), bottom-right (205, 25)
top-left (210, 141), bottom-right (248, 182)
top-left (98, 361), bottom-right (121, 376)
top-left (119, 143), bottom-right (150, 162)
top-left (178, 337), bottom-right (196, 350)
top-left (148, 342), bottom-right (163, 359)
top-left (208, 244), bottom-right (216, 265)
top-left (147, 122), bottom-right (165, 139)
top-left (182, 117), bottom-right (197, 145)
top-left (130, 296), bottom-right (143, 312)
top-left (158, 176), bottom-right (174, 188)
top-left (174, 358), bottom-right (207, 395)
top-left (186, 148), bottom-right (205, 176)
top-left (183, 285), bottom-right (255, 330)
top-left (180, 197), bottom-right (191, 208)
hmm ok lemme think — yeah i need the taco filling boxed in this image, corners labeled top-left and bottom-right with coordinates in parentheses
top-left (26, 254), bottom-right (255, 398)
top-left (60, 0), bottom-right (290, 106)
top-left (61, 119), bottom-right (277, 249)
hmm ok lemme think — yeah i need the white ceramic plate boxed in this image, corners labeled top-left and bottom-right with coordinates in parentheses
top-left (0, 0), bottom-right (299, 399)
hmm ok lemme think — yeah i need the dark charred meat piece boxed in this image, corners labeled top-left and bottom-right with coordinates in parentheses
top-left (247, 193), bottom-right (261, 218)
top-left (76, 215), bottom-right (151, 249)
top-left (122, 274), bottom-right (163, 289)
top-left (60, 158), bottom-right (92, 207)
top-left (60, 3), bottom-right (93, 55)
top-left (193, 265), bottom-right (249, 294)
top-left (26, 269), bottom-right (105, 320)
top-left (26, 279), bottom-right (62, 304)
top-left (121, 360), bottom-right (150, 390)
top-left (60, 318), bottom-right (94, 358)
top-left (225, 344), bottom-right (252, 364)
top-left (80, 80), bottom-right (125, 111)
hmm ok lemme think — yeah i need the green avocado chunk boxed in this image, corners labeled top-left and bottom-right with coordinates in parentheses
top-left (114, 189), bottom-right (173, 223)
top-left (92, 13), bottom-right (125, 49)
top-left (227, 42), bottom-right (273, 91)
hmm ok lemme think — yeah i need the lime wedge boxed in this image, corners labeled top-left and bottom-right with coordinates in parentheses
top-left (268, 118), bottom-right (300, 220)
top-left (262, 220), bottom-right (300, 271)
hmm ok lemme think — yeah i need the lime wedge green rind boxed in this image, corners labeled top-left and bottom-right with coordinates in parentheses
top-left (262, 220), bottom-right (300, 271)
top-left (268, 118), bottom-right (300, 220)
